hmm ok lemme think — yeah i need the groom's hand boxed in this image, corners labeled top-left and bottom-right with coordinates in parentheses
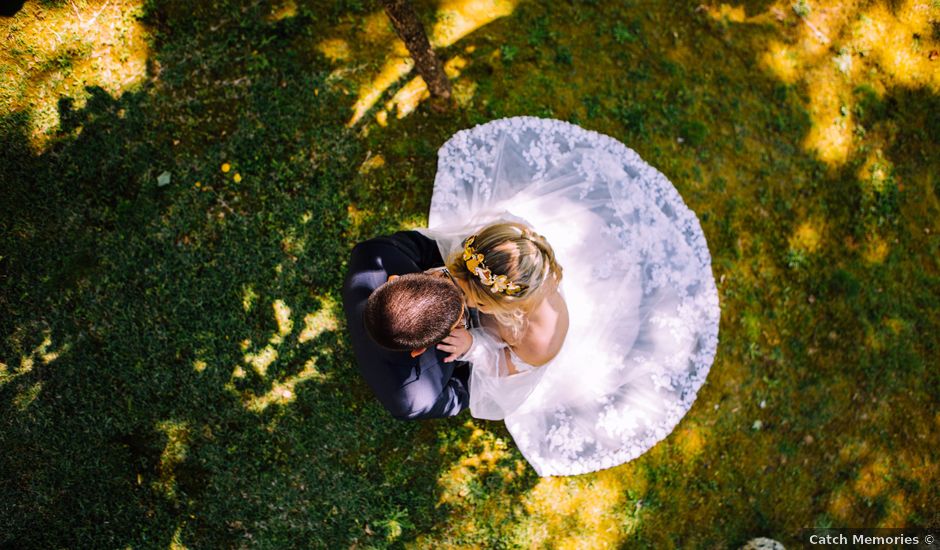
top-left (437, 327), bottom-right (473, 363)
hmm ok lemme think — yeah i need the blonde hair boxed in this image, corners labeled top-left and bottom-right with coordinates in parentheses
top-left (446, 222), bottom-right (562, 343)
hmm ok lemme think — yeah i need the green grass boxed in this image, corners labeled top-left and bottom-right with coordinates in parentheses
top-left (2, 0), bottom-right (939, 548)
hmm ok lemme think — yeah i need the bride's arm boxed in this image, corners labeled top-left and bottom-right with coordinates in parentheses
top-left (459, 326), bottom-right (537, 421)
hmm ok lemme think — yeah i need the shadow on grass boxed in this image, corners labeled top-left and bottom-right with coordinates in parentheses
top-left (2, 0), bottom-right (939, 548)
top-left (0, 1), bottom-right (524, 548)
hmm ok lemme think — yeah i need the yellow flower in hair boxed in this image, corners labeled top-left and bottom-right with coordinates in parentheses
top-left (463, 234), bottom-right (526, 295)
top-left (491, 274), bottom-right (511, 293)
top-left (463, 236), bottom-right (485, 273)
top-left (466, 253), bottom-right (485, 273)
top-left (463, 237), bottom-right (476, 259)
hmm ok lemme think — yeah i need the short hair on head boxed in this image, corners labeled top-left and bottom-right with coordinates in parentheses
top-left (364, 272), bottom-right (463, 351)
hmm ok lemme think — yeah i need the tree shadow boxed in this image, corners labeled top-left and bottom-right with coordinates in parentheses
top-left (366, 0), bottom-right (939, 546)
top-left (3, 0), bottom-right (938, 547)
top-left (0, 0), bottom-right (26, 17)
top-left (0, 0), bottom-right (515, 548)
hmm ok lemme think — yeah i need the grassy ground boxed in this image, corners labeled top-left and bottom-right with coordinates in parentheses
top-left (2, 0), bottom-right (938, 548)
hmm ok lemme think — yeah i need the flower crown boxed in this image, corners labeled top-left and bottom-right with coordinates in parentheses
top-left (462, 235), bottom-right (526, 295)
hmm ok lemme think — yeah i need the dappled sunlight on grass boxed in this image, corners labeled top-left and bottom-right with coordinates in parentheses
top-left (673, 421), bottom-right (708, 460)
top-left (243, 344), bottom-right (278, 377)
top-left (435, 422), bottom-right (520, 507)
top-left (154, 420), bottom-right (190, 500)
top-left (433, 0), bottom-right (517, 47)
top-left (828, 443), bottom-right (937, 527)
top-left (245, 357), bottom-right (329, 412)
top-left (361, 9), bottom-right (399, 44)
top-left (34, 331), bottom-right (67, 364)
top-left (761, 40), bottom-right (801, 84)
top-left (270, 299), bottom-right (293, 344)
top-left (281, 229), bottom-right (308, 264)
top-left (822, 395), bottom-right (940, 528)
top-left (239, 300), bottom-right (293, 376)
top-left (0, 0), bottom-right (149, 147)
top-left (858, 153), bottom-right (896, 196)
top-left (398, 214), bottom-right (432, 231)
top-left (2, 0), bottom-right (937, 545)
top-left (347, 49), bottom-right (413, 127)
top-left (379, 73), bottom-right (429, 125)
top-left (854, 454), bottom-right (891, 499)
top-left (789, 219), bottom-right (824, 255)
top-left (298, 298), bottom-right (339, 344)
top-left (378, 54), bottom-right (471, 124)
top-left (518, 467), bottom-right (642, 548)
top-left (169, 523), bottom-right (188, 550)
top-left (852, 2), bottom-right (940, 90)
top-left (225, 298), bottom-right (338, 412)
top-left (424, 421), bottom-right (645, 547)
top-left (17, 352), bottom-right (33, 376)
top-left (345, 203), bottom-right (373, 241)
top-left (700, 3), bottom-right (749, 24)
top-left (13, 381), bottom-right (42, 411)
top-left (341, 0), bottom-right (518, 126)
top-left (241, 284), bottom-right (259, 313)
top-left (854, 151), bottom-right (899, 264)
top-left (263, 0), bottom-right (296, 23)
top-left (316, 38), bottom-right (351, 63)
top-left (357, 152), bottom-right (386, 175)
top-left (412, 421), bottom-right (528, 546)
top-left (862, 235), bottom-right (890, 264)
top-left (1, 329), bottom-right (69, 388)
top-left (803, 91), bottom-right (854, 166)
top-left (746, 0), bottom-right (940, 166)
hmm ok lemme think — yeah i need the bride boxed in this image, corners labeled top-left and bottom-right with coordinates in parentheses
top-left (419, 117), bottom-right (720, 477)
top-left (438, 221), bottom-right (567, 372)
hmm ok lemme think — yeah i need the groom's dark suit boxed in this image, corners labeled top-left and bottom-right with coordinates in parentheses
top-left (342, 231), bottom-right (471, 419)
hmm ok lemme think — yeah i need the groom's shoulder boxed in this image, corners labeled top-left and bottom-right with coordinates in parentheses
top-left (350, 230), bottom-right (436, 262)
top-left (353, 230), bottom-right (432, 250)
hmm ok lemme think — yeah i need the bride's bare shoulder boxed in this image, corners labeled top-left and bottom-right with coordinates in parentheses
top-left (507, 289), bottom-right (569, 367)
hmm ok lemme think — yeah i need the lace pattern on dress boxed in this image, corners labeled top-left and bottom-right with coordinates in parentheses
top-left (429, 117), bottom-right (720, 476)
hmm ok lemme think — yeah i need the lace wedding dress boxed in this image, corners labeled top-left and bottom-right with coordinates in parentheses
top-left (423, 117), bottom-right (720, 476)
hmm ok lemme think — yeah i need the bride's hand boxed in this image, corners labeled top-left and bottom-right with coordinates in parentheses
top-left (437, 327), bottom-right (473, 363)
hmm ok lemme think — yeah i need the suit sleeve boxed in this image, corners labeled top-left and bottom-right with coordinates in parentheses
top-left (388, 358), bottom-right (470, 420)
top-left (383, 231), bottom-right (445, 271)
top-left (386, 231), bottom-right (467, 418)
top-left (342, 233), bottom-right (468, 420)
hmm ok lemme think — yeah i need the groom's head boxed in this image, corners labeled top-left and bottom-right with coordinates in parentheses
top-left (364, 273), bottom-right (463, 354)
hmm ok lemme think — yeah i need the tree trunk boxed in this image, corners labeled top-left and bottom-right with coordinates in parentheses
top-left (380, 0), bottom-right (452, 110)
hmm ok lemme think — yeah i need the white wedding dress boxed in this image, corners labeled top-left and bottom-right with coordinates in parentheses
top-left (422, 117), bottom-right (720, 476)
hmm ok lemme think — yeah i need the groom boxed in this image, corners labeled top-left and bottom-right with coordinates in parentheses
top-left (342, 230), bottom-right (473, 419)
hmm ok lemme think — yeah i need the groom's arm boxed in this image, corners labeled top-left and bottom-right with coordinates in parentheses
top-left (375, 231), bottom-right (445, 271)
top-left (392, 359), bottom-right (469, 419)
top-left (343, 233), bottom-right (467, 420)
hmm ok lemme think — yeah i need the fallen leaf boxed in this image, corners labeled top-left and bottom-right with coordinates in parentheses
top-left (157, 171), bottom-right (171, 186)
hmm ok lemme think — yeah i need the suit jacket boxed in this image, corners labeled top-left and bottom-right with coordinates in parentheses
top-left (341, 231), bottom-right (470, 419)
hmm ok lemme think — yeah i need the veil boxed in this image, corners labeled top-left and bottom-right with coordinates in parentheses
top-left (421, 117), bottom-right (720, 476)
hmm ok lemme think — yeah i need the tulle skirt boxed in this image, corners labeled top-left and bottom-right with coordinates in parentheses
top-left (423, 117), bottom-right (720, 476)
